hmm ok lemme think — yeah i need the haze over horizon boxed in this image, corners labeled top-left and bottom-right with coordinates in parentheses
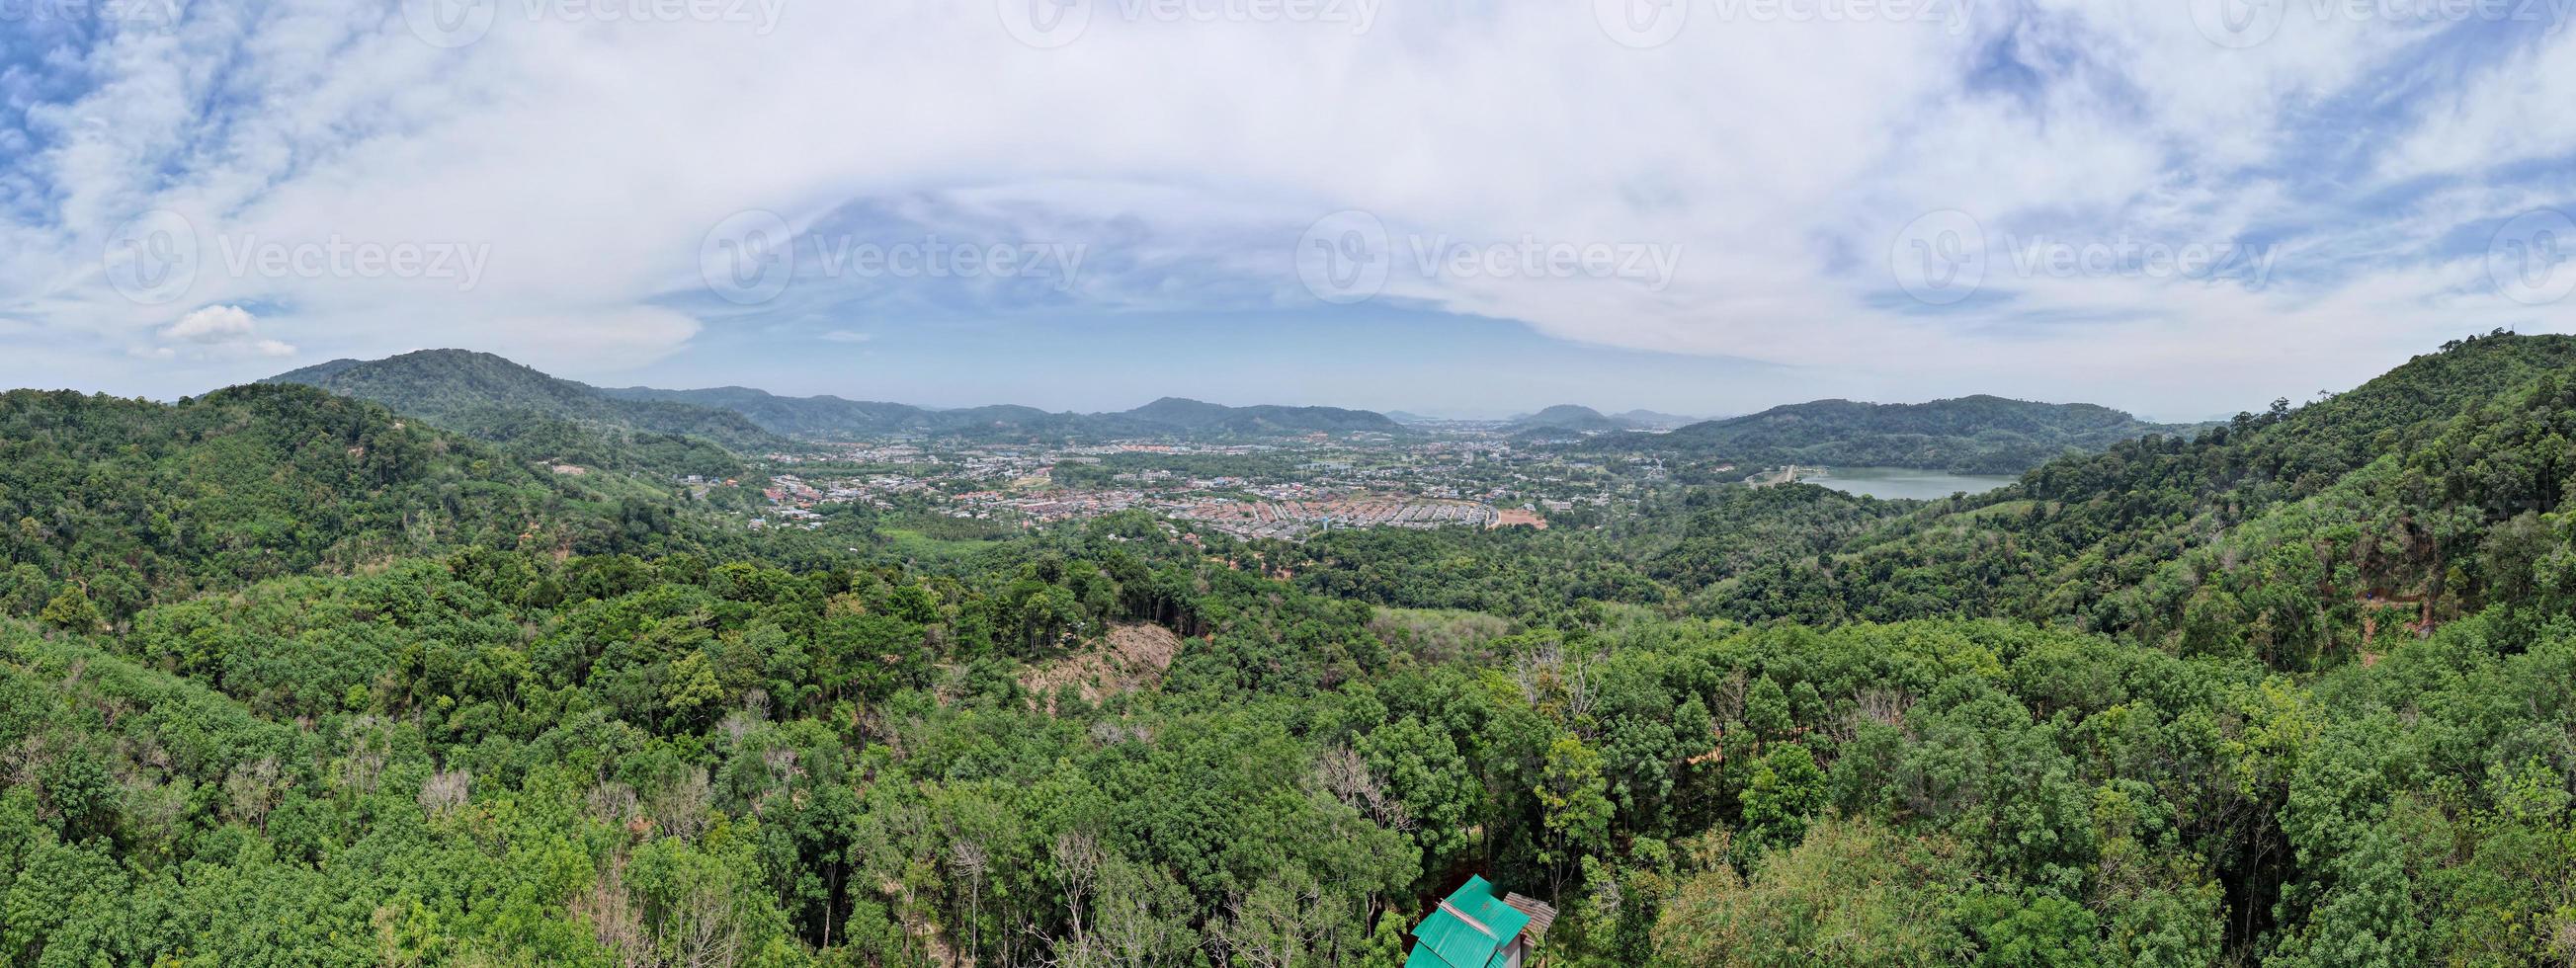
top-left (266, 344), bottom-right (2258, 428)
top-left (2, 0), bottom-right (2571, 419)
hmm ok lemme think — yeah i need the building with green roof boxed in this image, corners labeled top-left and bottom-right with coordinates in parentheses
top-left (1404, 875), bottom-right (1556, 968)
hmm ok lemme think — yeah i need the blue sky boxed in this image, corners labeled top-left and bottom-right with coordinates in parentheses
top-left (0, 0), bottom-right (2570, 419)
top-left (617, 307), bottom-right (1789, 418)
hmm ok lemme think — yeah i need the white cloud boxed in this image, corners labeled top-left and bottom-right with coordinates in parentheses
top-left (2384, 27), bottom-right (2576, 181)
top-left (819, 330), bottom-right (872, 344)
top-left (0, 1), bottom-right (2563, 406)
top-left (156, 304), bottom-right (296, 359)
top-left (161, 304), bottom-right (258, 343)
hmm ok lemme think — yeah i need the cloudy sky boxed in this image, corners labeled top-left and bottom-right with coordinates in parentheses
top-left (0, 0), bottom-right (2570, 419)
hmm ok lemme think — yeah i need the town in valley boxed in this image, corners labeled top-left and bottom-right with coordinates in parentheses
top-left (730, 432), bottom-right (1654, 539)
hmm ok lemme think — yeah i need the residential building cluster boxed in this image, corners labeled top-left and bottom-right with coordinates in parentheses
top-left (733, 434), bottom-right (1662, 540)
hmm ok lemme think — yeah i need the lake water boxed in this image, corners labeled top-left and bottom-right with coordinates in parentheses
top-left (1804, 466), bottom-right (2019, 501)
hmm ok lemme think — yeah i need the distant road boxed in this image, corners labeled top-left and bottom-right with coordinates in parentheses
top-left (1746, 464), bottom-right (1806, 487)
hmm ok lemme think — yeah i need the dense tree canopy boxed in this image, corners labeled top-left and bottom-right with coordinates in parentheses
top-left (7, 332), bottom-right (2576, 965)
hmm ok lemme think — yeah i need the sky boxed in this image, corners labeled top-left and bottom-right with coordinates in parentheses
top-left (0, 0), bottom-right (2571, 421)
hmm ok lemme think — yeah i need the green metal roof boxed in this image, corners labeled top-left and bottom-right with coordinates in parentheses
top-left (1406, 875), bottom-right (1534, 968)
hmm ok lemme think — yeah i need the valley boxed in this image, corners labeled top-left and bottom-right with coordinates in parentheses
top-left (7, 14), bottom-right (2563, 967)
top-left (5, 332), bottom-right (2574, 968)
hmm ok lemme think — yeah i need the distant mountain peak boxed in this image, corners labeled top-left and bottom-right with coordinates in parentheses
top-left (265, 350), bottom-right (781, 451)
top-left (273, 350), bottom-right (1404, 444)
top-left (1583, 394), bottom-right (2199, 474)
top-left (1508, 404), bottom-right (1635, 435)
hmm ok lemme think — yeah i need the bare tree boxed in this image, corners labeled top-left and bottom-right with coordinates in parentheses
top-left (1053, 830), bottom-right (1105, 950)
top-left (1312, 746), bottom-right (1412, 834)
top-left (649, 767), bottom-right (714, 841)
top-left (661, 877), bottom-right (745, 968)
top-left (588, 781), bottom-right (641, 828)
top-left (952, 839), bottom-right (989, 961)
top-left (1511, 641), bottom-right (1598, 728)
top-left (341, 716), bottom-right (391, 794)
top-left (1089, 857), bottom-right (1197, 968)
top-left (1208, 871), bottom-right (1344, 968)
top-left (570, 853), bottom-right (655, 968)
top-left (224, 756), bottom-right (286, 829)
top-left (417, 768), bottom-right (471, 819)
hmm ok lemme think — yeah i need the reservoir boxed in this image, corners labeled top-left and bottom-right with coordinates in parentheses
top-left (1805, 466), bottom-right (2019, 501)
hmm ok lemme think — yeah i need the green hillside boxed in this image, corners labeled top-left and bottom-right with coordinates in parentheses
top-left (7, 334), bottom-right (2576, 967)
top-left (1603, 394), bottom-right (2202, 473)
top-left (0, 383), bottom-right (698, 620)
top-left (1710, 331), bottom-right (2576, 659)
top-left (269, 350), bottom-right (784, 454)
top-left (1508, 404), bottom-right (1637, 435)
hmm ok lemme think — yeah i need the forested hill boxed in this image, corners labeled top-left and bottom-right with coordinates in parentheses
top-left (596, 384), bottom-right (942, 438)
top-left (1506, 404), bottom-right (1637, 435)
top-left (0, 383), bottom-right (700, 621)
top-left (9, 334), bottom-right (2576, 966)
top-left (267, 350), bottom-right (784, 453)
top-left (603, 384), bottom-right (1409, 441)
top-left (1120, 396), bottom-right (1405, 437)
top-left (1710, 330), bottom-right (2576, 665)
top-left (1591, 394), bottom-right (2199, 473)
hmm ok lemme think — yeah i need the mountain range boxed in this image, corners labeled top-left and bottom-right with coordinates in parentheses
top-left (1588, 394), bottom-right (2205, 474)
top-left (270, 350), bottom-right (1408, 446)
top-left (1497, 405), bottom-right (1707, 435)
top-left (266, 351), bottom-right (786, 453)
top-left (267, 350), bottom-right (2179, 474)
top-left (607, 384), bottom-right (1408, 441)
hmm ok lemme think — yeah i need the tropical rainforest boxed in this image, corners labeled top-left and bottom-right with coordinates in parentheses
top-left (6, 332), bottom-right (2576, 967)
